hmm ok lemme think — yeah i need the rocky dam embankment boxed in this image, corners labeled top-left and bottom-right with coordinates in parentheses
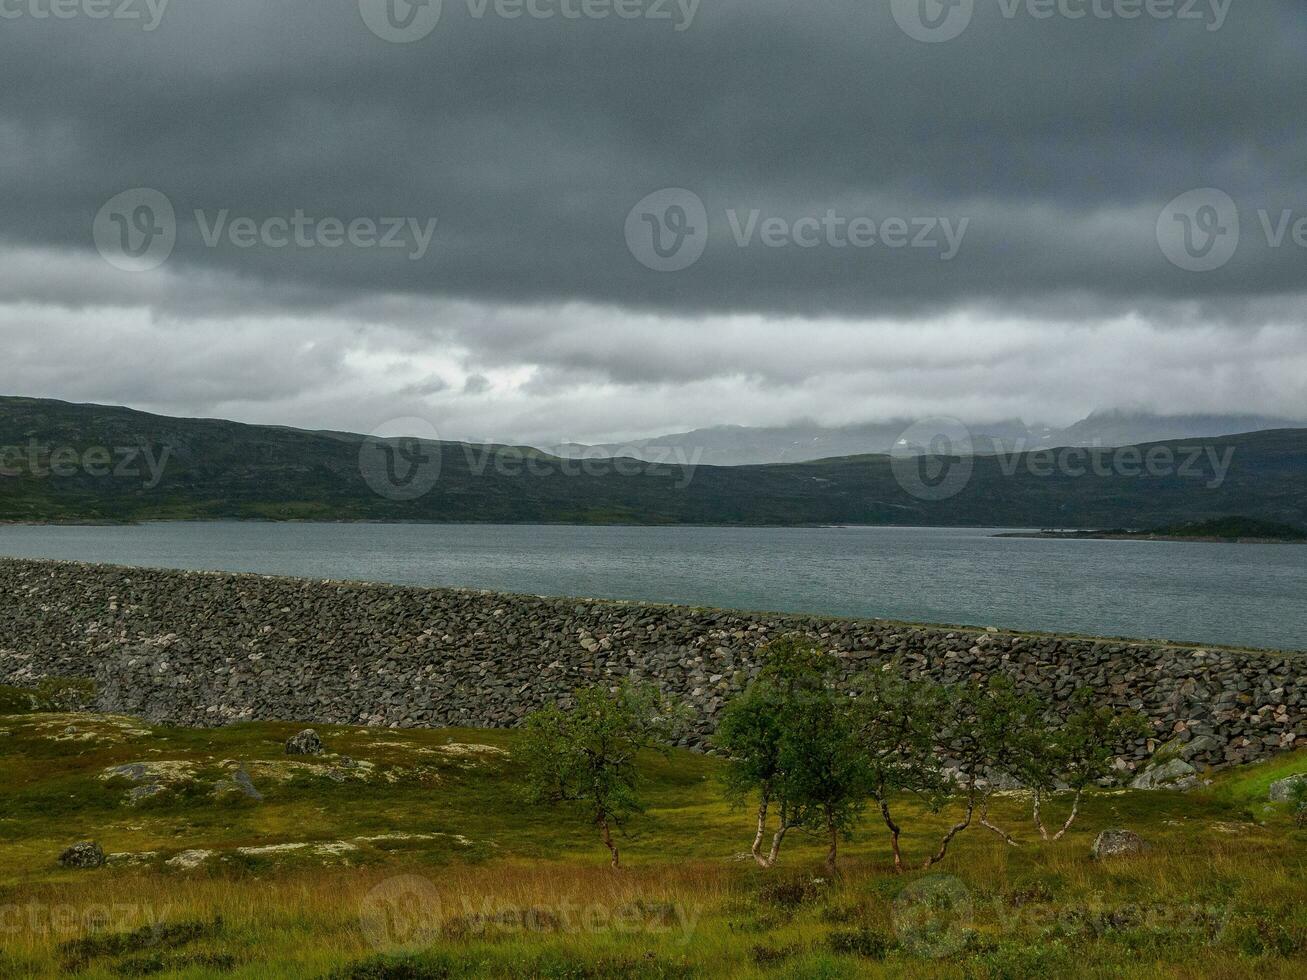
top-left (0, 558), bottom-right (1302, 775)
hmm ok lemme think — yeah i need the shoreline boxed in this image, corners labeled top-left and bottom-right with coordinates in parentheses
top-left (997, 531), bottom-right (1307, 545)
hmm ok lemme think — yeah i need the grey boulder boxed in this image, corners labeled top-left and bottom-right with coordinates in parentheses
top-left (213, 765), bottom-right (264, 801)
top-left (1130, 758), bottom-right (1199, 791)
top-left (285, 729), bottom-right (324, 756)
top-left (1268, 773), bottom-right (1307, 803)
top-left (58, 841), bottom-right (106, 869)
top-left (1091, 829), bottom-right (1147, 860)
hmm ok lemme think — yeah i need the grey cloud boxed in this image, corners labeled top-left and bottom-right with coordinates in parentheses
top-left (0, 1), bottom-right (1303, 318)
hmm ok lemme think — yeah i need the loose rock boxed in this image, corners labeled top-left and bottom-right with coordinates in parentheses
top-left (1091, 829), bottom-right (1147, 860)
top-left (286, 730), bottom-right (323, 756)
top-left (1269, 773), bottom-right (1307, 802)
top-left (58, 841), bottom-right (105, 869)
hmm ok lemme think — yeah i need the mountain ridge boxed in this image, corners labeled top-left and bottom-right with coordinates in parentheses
top-left (2, 395), bottom-right (1305, 530)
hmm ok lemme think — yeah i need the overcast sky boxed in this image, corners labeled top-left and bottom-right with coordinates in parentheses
top-left (1, 0), bottom-right (1304, 445)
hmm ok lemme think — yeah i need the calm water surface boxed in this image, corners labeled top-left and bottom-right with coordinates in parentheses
top-left (0, 522), bottom-right (1303, 651)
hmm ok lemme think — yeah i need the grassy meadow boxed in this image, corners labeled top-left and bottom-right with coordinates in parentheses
top-left (1, 690), bottom-right (1304, 978)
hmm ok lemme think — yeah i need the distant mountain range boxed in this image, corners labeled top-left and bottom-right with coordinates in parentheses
top-left (1, 396), bottom-right (1305, 530)
top-left (550, 411), bottom-right (1303, 467)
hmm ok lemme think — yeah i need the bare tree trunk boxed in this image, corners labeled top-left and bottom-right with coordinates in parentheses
top-left (599, 817), bottom-right (620, 869)
top-left (751, 795), bottom-right (771, 867)
top-left (879, 799), bottom-right (905, 874)
top-left (923, 792), bottom-right (975, 869)
top-left (824, 816), bottom-right (839, 878)
top-left (1051, 787), bottom-right (1084, 841)
top-left (979, 796), bottom-right (1020, 846)
top-left (1032, 788), bottom-right (1049, 841)
top-left (764, 823), bottom-right (789, 868)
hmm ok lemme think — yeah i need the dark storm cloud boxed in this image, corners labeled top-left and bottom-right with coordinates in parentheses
top-left (1, 0), bottom-right (1304, 318)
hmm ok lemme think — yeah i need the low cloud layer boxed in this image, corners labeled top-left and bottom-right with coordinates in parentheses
top-left (1, 1), bottom-right (1303, 441)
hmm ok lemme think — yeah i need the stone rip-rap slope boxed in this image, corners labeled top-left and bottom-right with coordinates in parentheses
top-left (0, 558), bottom-right (1302, 773)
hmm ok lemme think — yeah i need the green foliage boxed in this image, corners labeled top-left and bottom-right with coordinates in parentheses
top-left (516, 681), bottom-right (684, 865)
top-left (846, 667), bottom-right (949, 806)
top-left (1051, 690), bottom-right (1149, 792)
top-left (824, 925), bottom-right (892, 959)
top-left (0, 678), bottom-right (96, 714)
top-left (716, 636), bottom-right (866, 871)
top-left (1291, 780), bottom-right (1307, 829)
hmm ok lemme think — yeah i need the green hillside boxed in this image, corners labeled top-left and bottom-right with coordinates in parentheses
top-left (2, 395), bottom-right (1306, 529)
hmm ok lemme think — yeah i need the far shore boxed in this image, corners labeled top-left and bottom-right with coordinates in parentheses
top-left (997, 530), bottom-right (1307, 544)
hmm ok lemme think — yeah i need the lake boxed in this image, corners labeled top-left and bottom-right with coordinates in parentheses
top-left (0, 522), bottom-right (1303, 651)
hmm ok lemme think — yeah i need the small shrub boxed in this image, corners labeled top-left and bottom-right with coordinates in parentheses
top-left (751, 943), bottom-right (800, 965)
top-left (818, 903), bottom-right (862, 925)
top-left (1290, 780), bottom-right (1307, 829)
top-left (1222, 915), bottom-right (1307, 958)
top-left (59, 918), bottom-right (222, 972)
top-left (758, 875), bottom-right (827, 911)
top-left (330, 957), bottom-right (453, 980)
top-left (825, 926), bottom-right (891, 959)
top-left (963, 939), bottom-right (1073, 979)
top-left (1005, 874), bottom-right (1056, 907)
top-left (113, 951), bottom-right (237, 977)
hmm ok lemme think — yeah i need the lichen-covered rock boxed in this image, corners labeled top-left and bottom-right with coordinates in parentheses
top-left (213, 765), bottom-right (264, 801)
top-left (166, 849), bottom-right (215, 870)
top-left (1091, 829), bottom-right (1147, 860)
top-left (1130, 758), bottom-right (1200, 791)
top-left (1268, 773), bottom-right (1307, 802)
top-left (285, 730), bottom-right (323, 756)
top-left (58, 841), bottom-right (105, 869)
